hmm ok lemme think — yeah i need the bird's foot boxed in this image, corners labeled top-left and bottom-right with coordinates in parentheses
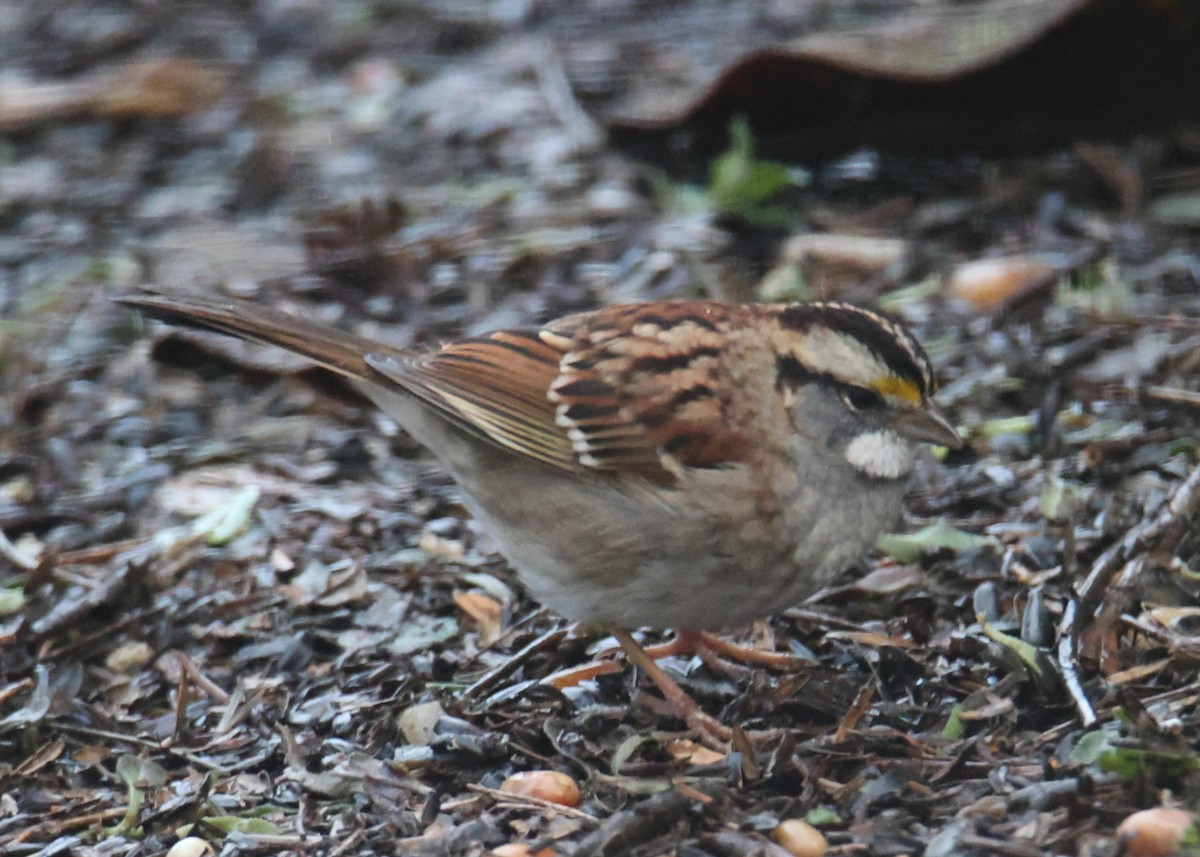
top-left (612, 628), bottom-right (733, 750)
top-left (538, 626), bottom-right (804, 750)
top-left (684, 630), bottom-right (811, 671)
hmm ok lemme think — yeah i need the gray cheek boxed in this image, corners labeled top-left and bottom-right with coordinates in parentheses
top-left (790, 385), bottom-right (857, 447)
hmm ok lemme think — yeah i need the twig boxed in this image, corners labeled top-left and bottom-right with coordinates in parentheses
top-left (175, 650), bottom-right (233, 705)
top-left (957, 833), bottom-right (1051, 857)
top-left (1, 808), bottom-right (126, 847)
top-left (1145, 385), bottom-right (1200, 409)
top-left (225, 832), bottom-right (325, 851)
top-left (328, 830), bottom-right (367, 856)
top-left (50, 722), bottom-right (226, 772)
top-left (1059, 462), bottom-right (1200, 727)
top-left (467, 783), bottom-right (599, 823)
top-left (1056, 600), bottom-right (1097, 727)
top-left (1075, 462), bottom-right (1200, 616)
top-left (464, 626), bottom-right (569, 700)
top-left (30, 561), bottom-right (138, 638)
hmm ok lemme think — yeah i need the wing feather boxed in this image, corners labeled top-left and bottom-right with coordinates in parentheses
top-left (366, 330), bottom-right (579, 470)
top-left (367, 302), bottom-right (753, 485)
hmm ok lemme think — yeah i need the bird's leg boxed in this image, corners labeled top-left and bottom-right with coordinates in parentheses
top-left (538, 627), bottom-right (707, 690)
top-left (541, 625), bottom-right (809, 690)
top-left (689, 630), bottom-right (811, 670)
top-left (538, 629), bottom-right (731, 747)
top-left (615, 627), bottom-right (811, 671)
top-left (538, 630), bottom-right (719, 689)
top-left (612, 628), bottom-right (731, 749)
top-left (539, 628), bottom-right (808, 750)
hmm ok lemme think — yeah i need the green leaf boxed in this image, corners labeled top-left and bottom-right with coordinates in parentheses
top-left (1180, 821), bottom-right (1200, 849)
top-left (387, 617), bottom-right (459, 655)
top-left (1150, 191), bottom-right (1200, 225)
top-left (1056, 258), bottom-right (1131, 315)
top-left (943, 704), bottom-right (967, 739)
top-left (877, 522), bottom-right (994, 563)
top-left (116, 754), bottom-right (144, 787)
top-left (1098, 747), bottom-right (1200, 783)
top-left (202, 816), bottom-right (282, 836)
top-left (977, 415), bottom-right (1035, 437)
top-left (1040, 476), bottom-right (1083, 522)
top-left (611, 734), bottom-right (650, 775)
top-left (804, 808), bottom-right (840, 827)
top-left (978, 614), bottom-right (1043, 678)
top-left (1060, 418), bottom-right (1142, 445)
top-left (0, 587), bottom-right (25, 616)
top-left (153, 485), bottom-right (262, 554)
top-left (1069, 730), bottom-right (1112, 765)
top-left (107, 755), bottom-right (165, 838)
top-left (194, 486), bottom-right (261, 546)
top-left (1069, 729), bottom-right (1200, 785)
top-left (707, 117), bottom-right (807, 224)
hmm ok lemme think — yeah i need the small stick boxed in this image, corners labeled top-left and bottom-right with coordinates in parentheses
top-left (1075, 462), bottom-right (1200, 616)
top-left (1056, 600), bottom-right (1097, 727)
top-left (1060, 462), bottom-right (1200, 727)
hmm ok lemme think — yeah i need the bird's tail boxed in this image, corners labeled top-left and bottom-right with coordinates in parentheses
top-left (115, 291), bottom-right (406, 381)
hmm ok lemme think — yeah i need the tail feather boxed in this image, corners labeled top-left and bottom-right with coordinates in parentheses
top-left (115, 292), bottom-right (405, 382)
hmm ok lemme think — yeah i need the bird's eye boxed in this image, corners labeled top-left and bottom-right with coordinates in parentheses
top-left (842, 387), bottom-right (885, 411)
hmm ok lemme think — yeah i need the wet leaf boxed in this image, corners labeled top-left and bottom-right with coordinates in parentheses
top-left (853, 563), bottom-right (924, 594)
top-left (611, 734), bottom-right (651, 775)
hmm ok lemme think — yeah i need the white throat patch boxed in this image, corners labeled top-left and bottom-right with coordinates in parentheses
top-left (845, 430), bottom-right (914, 479)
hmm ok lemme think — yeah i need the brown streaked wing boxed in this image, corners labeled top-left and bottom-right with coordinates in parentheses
top-left (546, 353), bottom-right (676, 483)
top-left (547, 301), bottom-right (753, 482)
top-left (365, 329), bottom-right (578, 470)
top-left (369, 302), bottom-right (754, 483)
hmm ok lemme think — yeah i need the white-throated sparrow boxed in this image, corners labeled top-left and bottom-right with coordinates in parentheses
top-left (119, 293), bottom-right (959, 740)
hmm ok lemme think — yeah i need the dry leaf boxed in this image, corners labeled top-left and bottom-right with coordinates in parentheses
top-left (453, 591), bottom-right (504, 643)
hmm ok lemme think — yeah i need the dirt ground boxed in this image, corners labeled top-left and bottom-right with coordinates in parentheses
top-left (2, 2), bottom-right (1200, 855)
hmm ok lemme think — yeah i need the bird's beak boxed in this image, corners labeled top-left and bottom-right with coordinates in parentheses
top-left (891, 401), bottom-right (962, 448)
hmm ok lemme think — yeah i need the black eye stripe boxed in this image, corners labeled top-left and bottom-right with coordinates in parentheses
top-left (842, 387), bottom-right (885, 411)
top-left (775, 356), bottom-right (887, 409)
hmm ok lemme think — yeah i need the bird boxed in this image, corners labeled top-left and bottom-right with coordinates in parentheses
top-left (118, 292), bottom-right (960, 744)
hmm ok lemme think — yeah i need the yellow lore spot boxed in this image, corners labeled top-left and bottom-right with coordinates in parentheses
top-left (872, 376), bottom-right (922, 404)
